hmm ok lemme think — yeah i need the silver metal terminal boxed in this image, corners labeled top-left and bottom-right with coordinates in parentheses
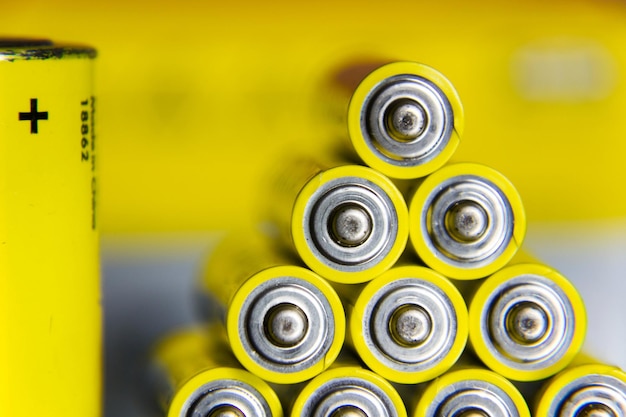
top-left (297, 376), bottom-right (400, 417)
top-left (549, 373), bottom-right (626, 417)
top-left (458, 410), bottom-right (490, 417)
top-left (237, 276), bottom-right (336, 374)
top-left (208, 405), bottom-right (246, 417)
top-left (480, 274), bottom-right (576, 372)
top-left (419, 175), bottom-right (514, 269)
top-left (304, 177), bottom-right (399, 272)
top-left (184, 379), bottom-right (272, 417)
top-left (330, 203), bottom-right (373, 247)
top-left (576, 404), bottom-right (616, 417)
top-left (389, 304), bottom-right (432, 347)
top-left (330, 406), bottom-right (369, 417)
top-left (264, 303), bottom-right (308, 348)
top-left (506, 302), bottom-right (549, 344)
top-left (385, 99), bottom-right (427, 141)
top-left (362, 278), bottom-right (458, 373)
top-left (360, 74), bottom-right (454, 166)
top-left (424, 380), bottom-right (521, 417)
top-left (445, 200), bottom-right (489, 242)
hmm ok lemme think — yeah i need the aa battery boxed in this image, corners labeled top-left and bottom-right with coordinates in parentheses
top-left (408, 162), bottom-right (526, 280)
top-left (201, 232), bottom-right (345, 384)
top-left (152, 326), bottom-right (283, 417)
top-left (268, 158), bottom-right (408, 283)
top-left (337, 265), bottom-right (468, 384)
top-left (338, 61), bottom-right (464, 179)
top-left (534, 360), bottom-right (626, 417)
top-left (0, 40), bottom-right (100, 417)
top-left (468, 262), bottom-right (586, 382)
top-left (412, 365), bottom-right (531, 417)
top-left (290, 359), bottom-right (408, 417)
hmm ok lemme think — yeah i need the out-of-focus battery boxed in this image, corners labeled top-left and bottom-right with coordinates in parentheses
top-left (334, 265), bottom-right (468, 384)
top-left (534, 357), bottom-right (626, 417)
top-left (325, 61), bottom-right (464, 180)
top-left (266, 157), bottom-right (408, 283)
top-left (467, 262), bottom-right (586, 382)
top-left (200, 232), bottom-right (345, 384)
top-left (408, 162), bottom-right (526, 280)
top-left (411, 363), bottom-right (531, 417)
top-left (289, 355), bottom-right (407, 417)
top-left (151, 325), bottom-right (283, 417)
top-left (0, 40), bottom-right (100, 417)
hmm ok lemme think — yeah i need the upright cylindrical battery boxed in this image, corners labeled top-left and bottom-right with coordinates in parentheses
top-left (0, 40), bottom-right (100, 417)
top-left (468, 262), bottom-right (586, 382)
top-left (267, 158), bottom-right (409, 283)
top-left (290, 357), bottom-right (408, 417)
top-left (408, 162), bottom-right (526, 279)
top-left (336, 265), bottom-right (468, 384)
top-left (152, 326), bottom-right (283, 417)
top-left (330, 61), bottom-right (464, 179)
top-left (201, 232), bottom-right (345, 384)
top-left (534, 359), bottom-right (626, 417)
top-left (412, 364), bottom-right (531, 417)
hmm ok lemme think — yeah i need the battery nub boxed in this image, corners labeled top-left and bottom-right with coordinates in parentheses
top-left (385, 99), bottom-right (427, 142)
top-left (264, 303), bottom-right (308, 348)
top-left (445, 200), bottom-right (489, 243)
top-left (575, 404), bottom-right (616, 417)
top-left (208, 405), bottom-right (246, 417)
top-left (506, 302), bottom-right (549, 345)
top-left (331, 406), bottom-right (368, 417)
top-left (329, 203), bottom-right (373, 247)
top-left (458, 409), bottom-right (490, 417)
top-left (389, 304), bottom-right (432, 347)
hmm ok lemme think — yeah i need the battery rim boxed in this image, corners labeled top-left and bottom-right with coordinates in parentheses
top-left (469, 263), bottom-right (587, 382)
top-left (290, 366), bottom-right (407, 417)
top-left (535, 364), bottom-right (626, 417)
top-left (227, 266), bottom-right (345, 384)
top-left (347, 61), bottom-right (463, 179)
top-left (292, 165), bottom-right (408, 284)
top-left (167, 367), bottom-right (283, 417)
top-left (350, 266), bottom-right (468, 384)
top-left (409, 163), bottom-right (526, 280)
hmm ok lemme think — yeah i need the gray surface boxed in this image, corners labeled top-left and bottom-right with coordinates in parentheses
top-left (101, 224), bottom-right (626, 417)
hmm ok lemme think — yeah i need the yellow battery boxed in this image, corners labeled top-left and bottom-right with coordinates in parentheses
top-left (267, 158), bottom-right (409, 284)
top-left (336, 265), bottom-right (468, 384)
top-left (412, 364), bottom-right (531, 417)
top-left (468, 262), bottom-right (587, 382)
top-left (290, 356), bottom-right (408, 417)
top-left (408, 162), bottom-right (526, 280)
top-left (201, 232), bottom-right (345, 384)
top-left (0, 40), bottom-right (100, 417)
top-left (152, 325), bottom-right (283, 417)
top-left (341, 61), bottom-right (464, 180)
top-left (534, 358), bottom-right (626, 417)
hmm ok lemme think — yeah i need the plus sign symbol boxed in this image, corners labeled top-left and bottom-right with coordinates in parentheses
top-left (19, 98), bottom-right (48, 134)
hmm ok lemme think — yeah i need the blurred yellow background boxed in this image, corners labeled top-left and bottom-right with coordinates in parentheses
top-left (4, 0), bottom-right (626, 233)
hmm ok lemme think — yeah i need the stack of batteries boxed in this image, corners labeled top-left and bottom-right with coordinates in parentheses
top-left (151, 62), bottom-right (626, 417)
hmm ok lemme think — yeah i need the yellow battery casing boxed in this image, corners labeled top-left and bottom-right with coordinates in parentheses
top-left (0, 42), bottom-right (100, 417)
top-left (408, 162), bottom-right (526, 280)
top-left (340, 265), bottom-right (468, 384)
top-left (4, 1), bottom-right (626, 232)
top-left (345, 61), bottom-right (464, 179)
top-left (152, 326), bottom-right (283, 417)
top-left (468, 262), bottom-right (587, 382)
top-left (290, 360), bottom-right (408, 417)
top-left (201, 232), bottom-right (345, 384)
top-left (412, 366), bottom-right (531, 417)
top-left (534, 359), bottom-right (626, 417)
top-left (272, 161), bottom-right (408, 283)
